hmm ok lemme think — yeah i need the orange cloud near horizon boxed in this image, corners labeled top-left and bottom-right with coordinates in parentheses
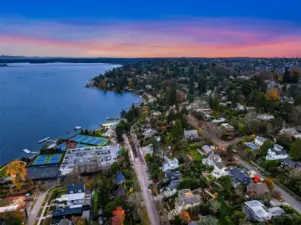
top-left (1, 17), bottom-right (301, 57)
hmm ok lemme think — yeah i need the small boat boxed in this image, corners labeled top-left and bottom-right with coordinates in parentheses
top-left (74, 126), bottom-right (82, 130)
top-left (38, 137), bottom-right (50, 143)
top-left (23, 149), bottom-right (31, 154)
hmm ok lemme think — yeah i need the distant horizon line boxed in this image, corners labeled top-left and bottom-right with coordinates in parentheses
top-left (1, 55), bottom-right (301, 59)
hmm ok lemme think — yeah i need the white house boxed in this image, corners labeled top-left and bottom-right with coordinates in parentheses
top-left (201, 145), bottom-right (214, 155)
top-left (254, 136), bottom-right (266, 147)
top-left (266, 144), bottom-right (289, 161)
top-left (184, 130), bottom-right (199, 140)
top-left (202, 153), bottom-right (228, 178)
top-left (152, 111), bottom-right (162, 117)
top-left (257, 114), bottom-right (275, 121)
top-left (211, 117), bottom-right (226, 124)
top-left (162, 158), bottom-right (179, 172)
top-left (243, 200), bottom-right (271, 222)
top-left (235, 103), bottom-right (245, 111)
top-left (56, 193), bottom-right (85, 207)
top-left (220, 123), bottom-right (234, 131)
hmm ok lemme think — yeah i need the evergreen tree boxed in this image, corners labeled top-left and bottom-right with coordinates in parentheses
top-left (171, 119), bottom-right (184, 141)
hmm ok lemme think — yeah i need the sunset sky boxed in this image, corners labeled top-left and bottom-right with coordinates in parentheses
top-left (1, 0), bottom-right (301, 57)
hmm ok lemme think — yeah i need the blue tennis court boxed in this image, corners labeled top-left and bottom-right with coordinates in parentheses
top-left (31, 153), bottom-right (63, 166)
top-left (245, 142), bottom-right (258, 150)
top-left (56, 142), bottom-right (91, 151)
top-left (70, 135), bottom-right (108, 146)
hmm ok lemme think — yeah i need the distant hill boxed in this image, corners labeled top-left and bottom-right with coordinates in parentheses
top-left (0, 56), bottom-right (144, 64)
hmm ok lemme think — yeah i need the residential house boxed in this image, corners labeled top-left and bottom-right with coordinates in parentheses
top-left (211, 117), bottom-right (226, 124)
top-left (164, 170), bottom-right (181, 180)
top-left (280, 159), bottom-right (301, 169)
top-left (266, 144), bottom-right (289, 161)
top-left (142, 144), bottom-right (154, 156)
top-left (184, 130), bottom-right (199, 140)
top-left (174, 189), bottom-right (201, 214)
top-left (243, 200), bottom-right (271, 222)
top-left (162, 158), bottom-right (179, 172)
top-left (257, 114), bottom-right (275, 121)
top-left (152, 111), bottom-right (162, 117)
top-left (268, 207), bottom-right (285, 217)
top-left (143, 129), bottom-right (157, 138)
top-left (220, 123), bottom-right (235, 132)
top-left (67, 183), bottom-right (85, 194)
top-left (202, 153), bottom-right (228, 179)
top-left (247, 181), bottom-right (270, 197)
top-left (201, 145), bottom-right (214, 155)
top-left (254, 136), bottom-right (266, 147)
top-left (229, 168), bottom-right (251, 187)
top-left (113, 172), bottom-right (126, 185)
top-left (160, 179), bottom-right (181, 197)
top-left (234, 103), bottom-right (246, 111)
top-left (279, 127), bottom-right (301, 140)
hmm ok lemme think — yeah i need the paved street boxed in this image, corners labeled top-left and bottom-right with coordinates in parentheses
top-left (27, 191), bottom-right (48, 225)
top-left (235, 155), bottom-right (301, 213)
top-left (124, 132), bottom-right (160, 225)
top-left (186, 114), bottom-right (244, 146)
top-left (186, 114), bottom-right (301, 213)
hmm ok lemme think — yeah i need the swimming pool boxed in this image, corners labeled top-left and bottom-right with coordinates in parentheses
top-left (245, 142), bottom-right (258, 150)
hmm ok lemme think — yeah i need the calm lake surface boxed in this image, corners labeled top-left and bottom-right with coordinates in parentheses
top-left (0, 63), bottom-right (140, 164)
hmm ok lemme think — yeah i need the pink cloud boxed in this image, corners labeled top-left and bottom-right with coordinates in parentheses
top-left (0, 17), bottom-right (301, 57)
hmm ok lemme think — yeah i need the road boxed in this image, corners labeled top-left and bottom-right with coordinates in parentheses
top-left (123, 133), bottom-right (160, 225)
top-left (186, 115), bottom-right (301, 213)
top-left (236, 155), bottom-right (301, 213)
top-left (27, 191), bottom-right (48, 225)
top-left (186, 114), bottom-right (245, 146)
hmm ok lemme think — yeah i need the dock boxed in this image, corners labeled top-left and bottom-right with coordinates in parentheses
top-left (38, 137), bottom-right (50, 143)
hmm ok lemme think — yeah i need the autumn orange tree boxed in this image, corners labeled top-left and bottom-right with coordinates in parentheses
top-left (6, 160), bottom-right (27, 189)
top-left (266, 88), bottom-right (280, 101)
top-left (112, 206), bottom-right (125, 225)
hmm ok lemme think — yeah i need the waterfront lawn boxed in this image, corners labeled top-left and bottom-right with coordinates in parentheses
top-left (0, 167), bottom-right (7, 177)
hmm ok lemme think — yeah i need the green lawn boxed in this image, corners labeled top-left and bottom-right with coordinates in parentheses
top-left (93, 191), bottom-right (99, 217)
top-left (189, 149), bottom-right (203, 161)
top-left (140, 207), bottom-right (151, 225)
top-left (0, 166), bottom-right (7, 177)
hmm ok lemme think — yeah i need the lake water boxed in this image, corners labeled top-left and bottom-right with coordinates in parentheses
top-left (0, 63), bottom-right (140, 164)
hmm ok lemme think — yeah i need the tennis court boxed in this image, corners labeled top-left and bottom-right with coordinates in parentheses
top-left (245, 142), bottom-right (259, 150)
top-left (31, 153), bottom-right (63, 166)
top-left (70, 135), bottom-right (108, 146)
top-left (56, 143), bottom-right (90, 151)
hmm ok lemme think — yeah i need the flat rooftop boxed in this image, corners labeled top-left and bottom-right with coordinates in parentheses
top-left (60, 145), bottom-right (120, 175)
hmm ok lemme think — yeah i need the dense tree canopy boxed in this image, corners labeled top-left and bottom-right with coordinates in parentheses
top-left (290, 139), bottom-right (301, 160)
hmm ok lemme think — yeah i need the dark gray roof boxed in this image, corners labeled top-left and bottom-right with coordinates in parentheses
top-left (281, 159), bottom-right (301, 167)
top-left (67, 183), bottom-right (85, 194)
top-left (165, 170), bottom-right (181, 180)
top-left (270, 148), bottom-right (287, 156)
top-left (169, 179), bottom-right (182, 190)
top-left (229, 168), bottom-right (250, 184)
top-left (53, 206), bottom-right (83, 217)
top-left (27, 165), bottom-right (60, 180)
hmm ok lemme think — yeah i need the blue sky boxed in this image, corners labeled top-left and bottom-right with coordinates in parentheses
top-left (1, 0), bottom-right (301, 57)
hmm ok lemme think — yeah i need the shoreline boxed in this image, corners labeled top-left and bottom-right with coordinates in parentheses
top-left (1, 64), bottom-right (140, 166)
